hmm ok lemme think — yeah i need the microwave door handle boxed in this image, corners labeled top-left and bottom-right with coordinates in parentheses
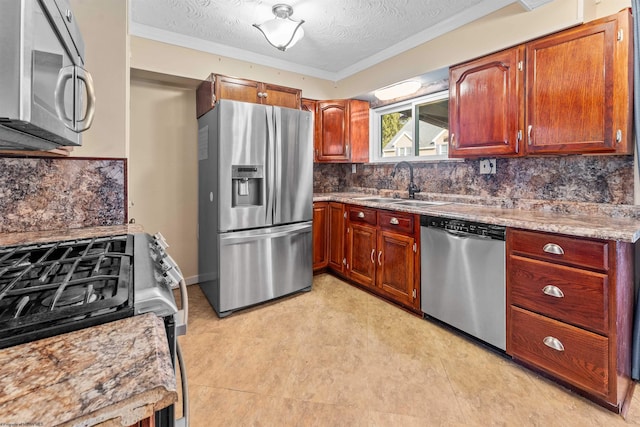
top-left (75, 67), bottom-right (96, 132)
top-left (54, 66), bottom-right (75, 130)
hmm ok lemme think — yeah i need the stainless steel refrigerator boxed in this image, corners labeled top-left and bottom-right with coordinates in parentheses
top-left (197, 99), bottom-right (313, 317)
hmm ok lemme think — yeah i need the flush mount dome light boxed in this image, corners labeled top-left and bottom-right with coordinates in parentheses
top-left (374, 81), bottom-right (422, 101)
top-left (253, 4), bottom-right (305, 51)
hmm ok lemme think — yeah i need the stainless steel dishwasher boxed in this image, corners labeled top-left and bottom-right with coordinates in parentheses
top-left (420, 216), bottom-right (506, 350)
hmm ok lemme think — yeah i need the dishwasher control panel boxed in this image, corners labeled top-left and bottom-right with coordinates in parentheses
top-left (420, 216), bottom-right (506, 241)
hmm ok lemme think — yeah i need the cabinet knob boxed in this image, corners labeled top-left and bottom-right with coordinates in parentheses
top-left (542, 285), bottom-right (564, 298)
top-left (389, 217), bottom-right (399, 225)
top-left (543, 336), bottom-right (565, 352)
top-left (357, 212), bottom-right (365, 218)
top-left (543, 243), bottom-right (564, 255)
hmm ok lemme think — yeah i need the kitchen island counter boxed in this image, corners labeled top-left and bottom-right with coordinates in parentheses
top-left (315, 192), bottom-right (640, 243)
top-left (0, 312), bottom-right (177, 427)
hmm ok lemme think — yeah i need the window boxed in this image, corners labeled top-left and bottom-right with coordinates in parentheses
top-left (371, 91), bottom-right (449, 162)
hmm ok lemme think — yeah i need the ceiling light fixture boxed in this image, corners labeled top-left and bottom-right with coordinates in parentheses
top-left (253, 4), bottom-right (305, 51)
top-left (374, 81), bottom-right (422, 101)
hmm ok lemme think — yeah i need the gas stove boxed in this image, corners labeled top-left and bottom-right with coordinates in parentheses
top-left (0, 232), bottom-right (182, 349)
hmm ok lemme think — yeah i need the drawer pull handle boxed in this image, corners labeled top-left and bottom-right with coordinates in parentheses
top-left (378, 250), bottom-right (382, 266)
top-left (389, 217), bottom-right (399, 225)
top-left (543, 243), bottom-right (564, 255)
top-left (357, 212), bottom-right (365, 218)
top-left (370, 249), bottom-right (375, 264)
top-left (542, 285), bottom-right (564, 298)
top-left (543, 336), bottom-right (565, 352)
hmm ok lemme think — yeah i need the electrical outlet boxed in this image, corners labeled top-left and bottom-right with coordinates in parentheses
top-left (479, 159), bottom-right (496, 175)
top-left (351, 164), bottom-right (357, 174)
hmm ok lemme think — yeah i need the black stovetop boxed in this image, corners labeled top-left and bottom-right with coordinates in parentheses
top-left (0, 235), bottom-right (135, 348)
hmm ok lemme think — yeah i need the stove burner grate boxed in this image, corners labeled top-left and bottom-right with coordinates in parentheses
top-left (0, 235), bottom-right (135, 348)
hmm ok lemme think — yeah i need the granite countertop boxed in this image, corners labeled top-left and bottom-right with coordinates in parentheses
top-left (314, 192), bottom-right (640, 243)
top-left (0, 224), bottom-right (144, 247)
top-left (0, 313), bottom-right (177, 427)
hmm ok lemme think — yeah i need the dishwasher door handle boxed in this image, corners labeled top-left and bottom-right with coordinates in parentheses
top-left (444, 229), bottom-right (493, 240)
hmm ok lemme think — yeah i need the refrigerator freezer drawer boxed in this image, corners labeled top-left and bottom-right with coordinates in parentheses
top-left (218, 221), bottom-right (312, 315)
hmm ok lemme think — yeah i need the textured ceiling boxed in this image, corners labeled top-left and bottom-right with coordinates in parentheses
top-left (129, 0), bottom-right (542, 81)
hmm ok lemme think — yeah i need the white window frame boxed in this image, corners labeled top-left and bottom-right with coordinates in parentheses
top-left (369, 90), bottom-right (450, 163)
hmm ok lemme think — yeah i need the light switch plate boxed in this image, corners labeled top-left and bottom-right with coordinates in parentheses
top-left (479, 159), bottom-right (496, 175)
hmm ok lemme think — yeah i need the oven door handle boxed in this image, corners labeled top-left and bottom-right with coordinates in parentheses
top-left (175, 341), bottom-right (190, 427)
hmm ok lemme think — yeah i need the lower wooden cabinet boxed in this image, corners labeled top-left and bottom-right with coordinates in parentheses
top-left (506, 228), bottom-right (635, 413)
top-left (377, 229), bottom-right (417, 305)
top-left (348, 222), bottom-right (377, 287)
top-left (312, 202), bottom-right (329, 272)
top-left (327, 202), bottom-right (347, 275)
top-left (345, 205), bottom-right (420, 311)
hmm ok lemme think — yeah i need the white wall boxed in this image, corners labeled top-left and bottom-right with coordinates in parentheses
top-left (69, 0), bottom-right (129, 158)
top-left (129, 78), bottom-right (198, 282)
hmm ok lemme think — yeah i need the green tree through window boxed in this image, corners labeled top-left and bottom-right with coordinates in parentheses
top-left (381, 111), bottom-right (410, 149)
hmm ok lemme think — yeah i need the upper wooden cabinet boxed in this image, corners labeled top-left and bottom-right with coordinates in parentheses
top-left (525, 10), bottom-right (631, 155)
top-left (449, 46), bottom-right (525, 157)
top-left (449, 9), bottom-right (632, 158)
top-left (196, 74), bottom-right (301, 117)
top-left (315, 99), bottom-right (369, 163)
top-left (301, 98), bottom-right (316, 113)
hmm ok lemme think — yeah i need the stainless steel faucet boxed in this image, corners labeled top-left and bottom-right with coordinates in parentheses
top-left (390, 161), bottom-right (421, 199)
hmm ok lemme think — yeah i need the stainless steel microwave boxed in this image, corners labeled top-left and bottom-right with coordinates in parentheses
top-left (0, 0), bottom-right (95, 151)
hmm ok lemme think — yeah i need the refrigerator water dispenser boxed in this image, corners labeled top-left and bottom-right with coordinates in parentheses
top-left (232, 165), bottom-right (263, 206)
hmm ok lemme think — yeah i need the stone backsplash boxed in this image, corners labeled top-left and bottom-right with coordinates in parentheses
top-left (0, 157), bottom-right (126, 233)
top-left (313, 155), bottom-right (635, 205)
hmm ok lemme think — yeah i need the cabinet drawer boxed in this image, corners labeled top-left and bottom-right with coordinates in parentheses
top-left (347, 206), bottom-right (377, 226)
top-left (509, 256), bottom-right (608, 334)
top-left (509, 229), bottom-right (609, 271)
top-left (509, 306), bottom-right (609, 396)
top-left (378, 211), bottom-right (414, 234)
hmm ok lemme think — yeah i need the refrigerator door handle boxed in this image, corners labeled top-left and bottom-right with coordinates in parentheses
top-left (221, 222), bottom-right (312, 245)
top-left (273, 107), bottom-right (282, 223)
top-left (265, 107), bottom-right (276, 225)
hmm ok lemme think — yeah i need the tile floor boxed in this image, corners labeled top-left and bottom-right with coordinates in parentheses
top-left (176, 274), bottom-right (640, 426)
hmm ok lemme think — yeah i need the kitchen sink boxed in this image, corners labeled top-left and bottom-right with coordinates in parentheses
top-left (392, 200), bottom-right (450, 207)
top-left (355, 197), bottom-right (402, 203)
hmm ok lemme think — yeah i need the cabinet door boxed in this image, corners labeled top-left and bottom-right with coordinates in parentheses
top-left (262, 83), bottom-right (301, 109)
top-left (215, 75), bottom-right (261, 104)
top-left (348, 223), bottom-right (377, 288)
top-left (376, 230), bottom-right (417, 308)
top-left (525, 12), bottom-right (628, 154)
top-left (348, 100), bottom-right (370, 163)
top-left (327, 202), bottom-right (346, 274)
top-left (316, 100), bottom-right (350, 162)
top-left (449, 46), bottom-right (524, 157)
top-left (312, 202), bottom-right (329, 271)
